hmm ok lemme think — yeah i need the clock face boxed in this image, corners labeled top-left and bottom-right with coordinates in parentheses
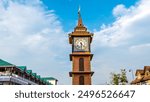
top-left (74, 37), bottom-right (89, 51)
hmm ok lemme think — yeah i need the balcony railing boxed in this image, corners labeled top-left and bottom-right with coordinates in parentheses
top-left (0, 72), bottom-right (37, 85)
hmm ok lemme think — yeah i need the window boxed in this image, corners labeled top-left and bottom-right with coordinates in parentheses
top-left (79, 58), bottom-right (84, 71)
top-left (79, 76), bottom-right (84, 85)
top-left (15, 71), bottom-right (18, 75)
top-left (0, 68), bottom-right (5, 72)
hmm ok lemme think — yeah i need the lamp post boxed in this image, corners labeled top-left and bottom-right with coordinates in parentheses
top-left (129, 69), bottom-right (134, 80)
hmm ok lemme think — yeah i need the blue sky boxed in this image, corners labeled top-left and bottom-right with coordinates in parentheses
top-left (0, 0), bottom-right (150, 85)
top-left (42, 0), bottom-right (137, 31)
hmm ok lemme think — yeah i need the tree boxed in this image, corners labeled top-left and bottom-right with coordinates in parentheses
top-left (110, 69), bottom-right (128, 85)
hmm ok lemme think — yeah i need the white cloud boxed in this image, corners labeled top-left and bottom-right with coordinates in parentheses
top-left (94, 0), bottom-right (150, 47)
top-left (0, 0), bottom-right (69, 84)
top-left (129, 43), bottom-right (150, 53)
top-left (113, 4), bottom-right (128, 17)
top-left (0, 0), bottom-right (66, 55)
top-left (92, 0), bottom-right (150, 84)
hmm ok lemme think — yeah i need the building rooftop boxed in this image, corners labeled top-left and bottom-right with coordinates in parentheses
top-left (0, 59), bottom-right (14, 66)
top-left (17, 66), bottom-right (26, 72)
top-left (131, 66), bottom-right (150, 84)
top-left (42, 77), bottom-right (58, 81)
top-left (0, 59), bottom-right (57, 85)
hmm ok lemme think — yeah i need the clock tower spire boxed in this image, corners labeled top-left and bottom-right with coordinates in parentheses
top-left (78, 6), bottom-right (83, 27)
top-left (68, 8), bottom-right (94, 85)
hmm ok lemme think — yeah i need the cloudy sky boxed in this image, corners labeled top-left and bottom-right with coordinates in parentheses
top-left (0, 0), bottom-right (150, 84)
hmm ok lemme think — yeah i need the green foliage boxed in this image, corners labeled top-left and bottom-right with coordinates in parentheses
top-left (110, 69), bottom-right (128, 85)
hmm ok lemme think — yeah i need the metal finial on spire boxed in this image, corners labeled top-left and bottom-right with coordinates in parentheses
top-left (78, 6), bottom-right (80, 13)
top-left (78, 6), bottom-right (81, 19)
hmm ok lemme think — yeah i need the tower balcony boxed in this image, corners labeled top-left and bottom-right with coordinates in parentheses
top-left (69, 71), bottom-right (94, 77)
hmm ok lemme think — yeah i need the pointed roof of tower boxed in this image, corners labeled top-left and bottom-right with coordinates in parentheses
top-left (77, 6), bottom-right (84, 27)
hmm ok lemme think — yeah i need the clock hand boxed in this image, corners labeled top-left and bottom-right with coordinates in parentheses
top-left (80, 42), bottom-right (83, 49)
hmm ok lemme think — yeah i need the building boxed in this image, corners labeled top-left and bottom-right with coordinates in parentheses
top-left (42, 77), bottom-right (58, 85)
top-left (0, 59), bottom-right (58, 85)
top-left (68, 8), bottom-right (94, 85)
top-left (131, 66), bottom-right (150, 85)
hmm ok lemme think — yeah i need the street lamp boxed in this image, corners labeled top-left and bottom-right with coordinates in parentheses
top-left (129, 69), bottom-right (134, 80)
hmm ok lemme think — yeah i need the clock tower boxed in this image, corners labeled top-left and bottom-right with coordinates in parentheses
top-left (68, 8), bottom-right (94, 85)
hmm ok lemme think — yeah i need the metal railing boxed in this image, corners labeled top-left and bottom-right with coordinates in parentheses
top-left (0, 72), bottom-right (37, 85)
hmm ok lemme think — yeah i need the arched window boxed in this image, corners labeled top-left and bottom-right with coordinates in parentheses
top-left (79, 76), bottom-right (84, 85)
top-left (79, 58), bottom-right (84, 71)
